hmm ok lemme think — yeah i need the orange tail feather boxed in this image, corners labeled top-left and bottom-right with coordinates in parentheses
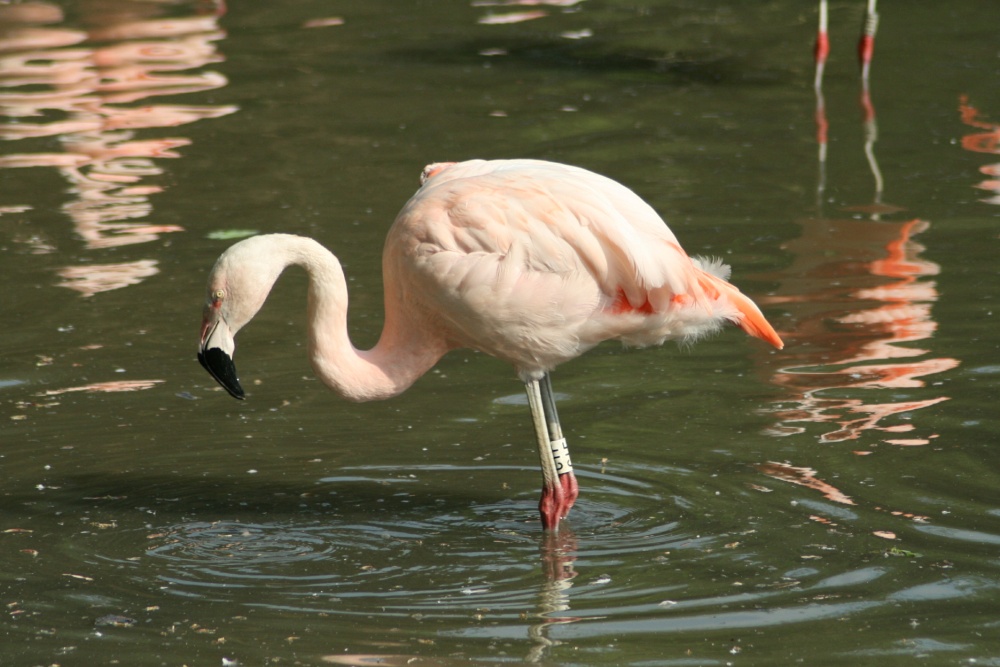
top-left (697, 272), bottom-right (784, 349)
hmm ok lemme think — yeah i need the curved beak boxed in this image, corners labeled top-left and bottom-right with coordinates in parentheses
top-left (198, 314), bottom-right (245, 400)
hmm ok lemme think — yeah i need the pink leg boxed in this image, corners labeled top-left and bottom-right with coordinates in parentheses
top-left (814, 0), bottom-right (830, 207)
top-left (857, 0), bottom-right (878, 81)
top-left (538, 471), bottom-right (579, 531)
top-left (539, 482), bottom-right (565, 531)
top-left (526, 375), bottom-right (578, 531)
top-left (815, 0), bottom-right (829, 68)
top-left (560, 471), bottom-right (579, 514)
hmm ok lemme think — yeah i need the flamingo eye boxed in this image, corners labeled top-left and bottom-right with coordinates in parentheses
top-left (213, 289), bottom-right (225, 301)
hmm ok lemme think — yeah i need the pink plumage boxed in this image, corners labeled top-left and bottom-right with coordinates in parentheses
top-left (199, 159), bottom-right (782, 530)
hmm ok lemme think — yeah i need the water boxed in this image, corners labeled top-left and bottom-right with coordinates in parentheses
top-left (2, 0), bottom-right (1000, 664)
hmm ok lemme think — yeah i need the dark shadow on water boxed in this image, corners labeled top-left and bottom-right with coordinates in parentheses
top-left (6, 470), bottom-right (514, 520)
top-left (389, 37), bottom-right (786, 86)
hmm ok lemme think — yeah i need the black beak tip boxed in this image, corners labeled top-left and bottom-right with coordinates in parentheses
top-left (198, 347), bottom-right (245, 400)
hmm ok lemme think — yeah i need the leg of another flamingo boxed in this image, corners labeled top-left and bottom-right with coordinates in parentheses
top-left (814, 0), bottom-right (830, 210)
top-left (857, 0), bottom-right (882, 212)
top-left (526, 374), bottom-right (579, 530)
top-left (858, 0), bottom-right (879, 84)
top-left (815, 0), bottom-right (830, 78)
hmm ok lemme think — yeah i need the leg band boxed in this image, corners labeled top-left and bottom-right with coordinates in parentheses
top-left (549, 437), bottom-right (573, 475)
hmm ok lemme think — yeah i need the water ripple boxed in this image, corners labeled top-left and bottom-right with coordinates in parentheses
top-left (130, 457), bottom-right (983, 649)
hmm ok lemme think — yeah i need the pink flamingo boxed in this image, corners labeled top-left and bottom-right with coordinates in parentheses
top-left (198, 159), bottom-right (783, 530)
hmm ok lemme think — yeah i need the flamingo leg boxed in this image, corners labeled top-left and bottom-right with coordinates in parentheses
top-left (540, 374), bottom-right (579, 516)
top-left (526, 374), bottom-right (579, 530)
top-left (858, 0), bottom-right (879, 84)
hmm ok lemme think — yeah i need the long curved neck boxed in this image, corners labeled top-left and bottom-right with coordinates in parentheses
top-left (283, 236), bottom-right (447, 402)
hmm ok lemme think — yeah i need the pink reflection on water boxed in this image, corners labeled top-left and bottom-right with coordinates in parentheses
top-left (477, 10), bottom-right (548, 25)
top-left (756, 461), bottom-right (854, 505)
top-left (0, 0), bottom-right (236, 293)
top-left (766, 216), bottom-right (957, 446)
top-left (473, 0), bottom-right (587, 27)
top-left (958, 96), bottom-right (1000, 206)
top-left (56, 259), bottom-right (160, 297)
top-left (763, 12), bottom-right (958, 448)
top-left (41, 379), bottom-right (164, 395)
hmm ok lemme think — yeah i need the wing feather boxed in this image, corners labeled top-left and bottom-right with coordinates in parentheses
top-left (384, 159), bottom-right (780, 373)
top-left (413, 159), bottom-right (697, 302)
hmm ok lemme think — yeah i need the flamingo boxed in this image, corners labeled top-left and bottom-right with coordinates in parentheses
top-left (198, 159), bottom-right (783, 530)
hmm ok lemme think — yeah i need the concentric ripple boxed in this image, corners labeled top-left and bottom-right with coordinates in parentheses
top-left (147, 520), bottom-right (337, 569)
top-left (130, 455), bottom-right (987, 660)
top-left (136, 461), bottom-right (704, 614)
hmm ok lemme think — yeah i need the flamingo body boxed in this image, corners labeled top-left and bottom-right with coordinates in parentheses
top-left (198, 159), bottom-right (782, 530)
top-left (391, 160), bottom-right (773, 377)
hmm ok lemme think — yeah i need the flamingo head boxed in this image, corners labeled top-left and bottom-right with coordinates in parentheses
top-left (199, 285), bottom-right (244, 399)
top-left (197, 236), bottom-right (283, 400)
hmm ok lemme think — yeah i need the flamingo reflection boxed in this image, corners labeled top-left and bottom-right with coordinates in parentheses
top-left (526, 529), bottom-right (580, 662)
top-left (764, 4), bottom-right (958, 448)
top-left (756, 461), bottom-right (854, 506)
top-left (0, 0), bottom-right (236, 295)
top-left (958, 96), bottom-right (1000, 206)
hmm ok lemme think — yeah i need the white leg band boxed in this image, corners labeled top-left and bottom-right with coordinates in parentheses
top-left (550, 437), bottom-right (573, 475)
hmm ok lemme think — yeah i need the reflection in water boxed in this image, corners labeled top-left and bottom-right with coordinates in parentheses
top-left (766, 216), bottom-right (957, 446)
top-left (958, 96), bottom-right (1000, 206)
top-left (756, 461), bottom-right (854, 505)
top-left (140, 465), bottom-right (686, 663)
top-left (527, 529), bottom-right (580, 663)
top-left (473, 0), bottom-right (587, 29)
top-left (0, 0), bottom-right (236, 294)
top-left (55, 257), bottom-right (159, 296)
top-left (40, 378), bottom-right (164, 395)
top-left (764, 7), bottom-right (958, 448)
